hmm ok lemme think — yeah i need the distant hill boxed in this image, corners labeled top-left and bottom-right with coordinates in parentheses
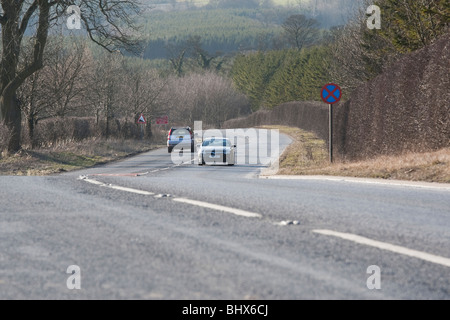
top-left (138, 1), bottom-right (362, 60)
top-left (139, 8), bottom-right (287, 59)
top-left (140, 0), bottom-right (363, 25)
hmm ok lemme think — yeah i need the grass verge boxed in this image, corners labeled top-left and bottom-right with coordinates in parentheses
top-left (0, 138), bottom-right (162, 176)
top-left (261, 125), bottom-right (450, 184)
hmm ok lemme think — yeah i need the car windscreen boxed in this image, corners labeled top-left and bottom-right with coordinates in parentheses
top-left (202, 139), bottom-right (231, 147)
top-left (172, 129), bottom-right (190, 136)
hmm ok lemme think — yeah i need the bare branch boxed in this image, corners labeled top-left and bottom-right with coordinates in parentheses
top-left (19, 0), bottom-right (39, 38)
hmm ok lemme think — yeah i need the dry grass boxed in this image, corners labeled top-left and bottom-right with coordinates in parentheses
top-left (260, 125), bottom-right (329, 168)
top-left (262, 126), bottom-right (450, 184)
top-left (0, 138), bottom-right (162, 176)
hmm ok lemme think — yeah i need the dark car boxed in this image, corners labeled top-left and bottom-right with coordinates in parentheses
top-left (167, 127), bottom-right (194, 153)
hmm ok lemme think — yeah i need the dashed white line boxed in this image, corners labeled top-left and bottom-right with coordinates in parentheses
top-left (80, 177), bottom-right (105, 186)
top-left (79, 176), bottom-right (155, 195)
top-left (313, 229), bottom-right (450, 268)
top-left (90, 173), bottom-right (148, 177)
top-left (173, 198), bottom-right (262, 218)
top-left (79, 176), bottom-right (261, 219)
top-left (80, 176), bottom-right (450, 267)
top-left (109, 185), bottom-right (155, 196)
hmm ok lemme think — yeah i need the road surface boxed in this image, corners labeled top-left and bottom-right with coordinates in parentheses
top-left (0, 129), bottom-right (449, 300)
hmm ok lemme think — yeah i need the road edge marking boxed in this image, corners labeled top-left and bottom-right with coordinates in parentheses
top-left (261, 175), bottom-right (450, 191)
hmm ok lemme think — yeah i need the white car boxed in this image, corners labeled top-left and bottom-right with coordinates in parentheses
top-left (198, 138), bottom-right (236, 166)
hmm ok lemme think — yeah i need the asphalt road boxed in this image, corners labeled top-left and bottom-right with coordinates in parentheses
top-left (0, 129), bottom-right (449, 300)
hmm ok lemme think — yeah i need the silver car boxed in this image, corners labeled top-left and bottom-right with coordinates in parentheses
top-left (198, 138), bottom-right (236, 166)
top-left (167, 127), bottom-right (194, 153)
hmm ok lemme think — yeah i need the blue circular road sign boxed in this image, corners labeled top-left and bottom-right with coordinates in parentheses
top-left (321, 83), bottom-right (342, 104)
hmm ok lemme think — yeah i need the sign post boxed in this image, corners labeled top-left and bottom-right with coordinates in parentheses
top-left (321, 83), bottom-right (342, 163)
top-left (136, 113), bottom-right (147, 140)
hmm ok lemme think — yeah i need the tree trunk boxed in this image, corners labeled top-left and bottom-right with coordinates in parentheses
top-left (146, 121), bottom-right (153, 139)
top-left (105, 103), bottom-right (111, 139)
top-left (27, 114), bottom-right (36, 148)
top-left (115, 118), bottom-right (121, 136)
top-left (96, 109), bottom-right (100, 125)
top-left (105, 116), bottom-right (110, 139)
top-left (0, 94), bottom-right (22, 153)
top-left (0, 1), bottom-right (51, 153)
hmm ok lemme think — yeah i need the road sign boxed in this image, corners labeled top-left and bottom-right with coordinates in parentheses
top-left (321, 83), bottom-right (342, 163)
top-left (137, 114), bottom-right (147, 124)
top-left (321, 83), bottom-right (342, 104)
top-left (156, 115), bottom-right (168, 125)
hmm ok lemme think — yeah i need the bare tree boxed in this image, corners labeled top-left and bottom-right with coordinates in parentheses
top-left (87, 52), bottom-right (124, 138)
top-left (17, 69), bottom-right (47, 146)
top-left (164, 72), bottom-right (250, 127)
top-left (282, 14), bottom-right (320, 51)
top-left (122, 62), bottom-right (169, 138)
top-left (42, 37), bottom-right (92, 118)
top-left (198, 72), bottom-right (250, 127)
top-left (0, 0), bottom-right (142, 152)
top-left (18, 35), bottom-right (95, 146)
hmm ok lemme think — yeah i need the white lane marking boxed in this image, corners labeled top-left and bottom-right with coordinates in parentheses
top-left (109, 185), bottom-right (155, 196)
top-left (79, 176), bottom-right (154, 195)
top-left (262, 176), bottom-right (450, 191)
top-left (173, 198), bottom-right (262, 218)
top-left (149, 168), bottom-right (168, 173)
top-left (79, 176), bottom-right (261, 218)
top-left (90, 173), bottom-right (149, 177)
top-left (313, 229), bottom-right (450, 268)
top-left (80, 177), bottom-right (105, 186)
